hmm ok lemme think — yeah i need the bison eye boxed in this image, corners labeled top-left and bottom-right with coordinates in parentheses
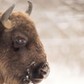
top-left (13, 36), bottom-right (28, 48)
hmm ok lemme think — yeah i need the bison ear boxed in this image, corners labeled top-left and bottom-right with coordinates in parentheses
top-left (0, 4), bottom-right (15, 29)
top-left (26, 1), bottom-right (33, 15)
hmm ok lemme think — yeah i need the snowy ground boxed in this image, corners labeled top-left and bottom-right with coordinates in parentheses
top-left (1, 0), bottom-right (84, 84)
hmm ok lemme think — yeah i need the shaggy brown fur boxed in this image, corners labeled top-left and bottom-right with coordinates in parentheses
top-left (0, 12), bottom-right (49, 84)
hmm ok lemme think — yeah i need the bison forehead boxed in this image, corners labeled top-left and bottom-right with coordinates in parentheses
top-left (9, 12), bottom-right (34, 27)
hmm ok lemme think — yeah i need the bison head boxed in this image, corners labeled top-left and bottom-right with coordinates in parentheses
top-left (0, 1), bottom-right (50, 84)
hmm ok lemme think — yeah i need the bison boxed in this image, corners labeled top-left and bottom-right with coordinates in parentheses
top-left (0, 1), bottom-right (50, 84)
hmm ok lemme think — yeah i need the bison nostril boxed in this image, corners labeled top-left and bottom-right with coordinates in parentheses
top-left (40, 69), bottom-right (47, 75)
top-left (39, 62), bottom-right (50, 78)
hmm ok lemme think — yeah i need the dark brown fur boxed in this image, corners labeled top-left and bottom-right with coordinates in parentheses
top-left (0, 12), bottom-right (49, 84)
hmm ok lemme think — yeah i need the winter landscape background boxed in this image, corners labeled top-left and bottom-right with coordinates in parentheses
top-left (0, 0), bottom-right (84, 84)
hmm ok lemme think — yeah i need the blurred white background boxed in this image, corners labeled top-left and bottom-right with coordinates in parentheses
top-left (1, 0), bottom-right (84, 84)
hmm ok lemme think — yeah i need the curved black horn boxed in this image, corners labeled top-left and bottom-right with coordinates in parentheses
top-left (26, 1), bottom-right (33, 15)
top-left (1, 4), bottom-right (15, 25)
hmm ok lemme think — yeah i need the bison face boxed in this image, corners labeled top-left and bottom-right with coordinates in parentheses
top-left (0, 2), bottom-right (50, 84)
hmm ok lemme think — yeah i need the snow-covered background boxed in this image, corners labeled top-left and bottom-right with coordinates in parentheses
top-left (1, 0), bottom-right (84, 84)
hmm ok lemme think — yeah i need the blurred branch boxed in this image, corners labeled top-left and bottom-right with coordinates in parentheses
top-left (61, 0), bottom-right (84, 13)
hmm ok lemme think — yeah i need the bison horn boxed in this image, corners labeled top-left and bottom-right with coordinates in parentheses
top-left (0, 4), bottom-right (15, 29)
top-left (26, 1), bottom-right (33, 15)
